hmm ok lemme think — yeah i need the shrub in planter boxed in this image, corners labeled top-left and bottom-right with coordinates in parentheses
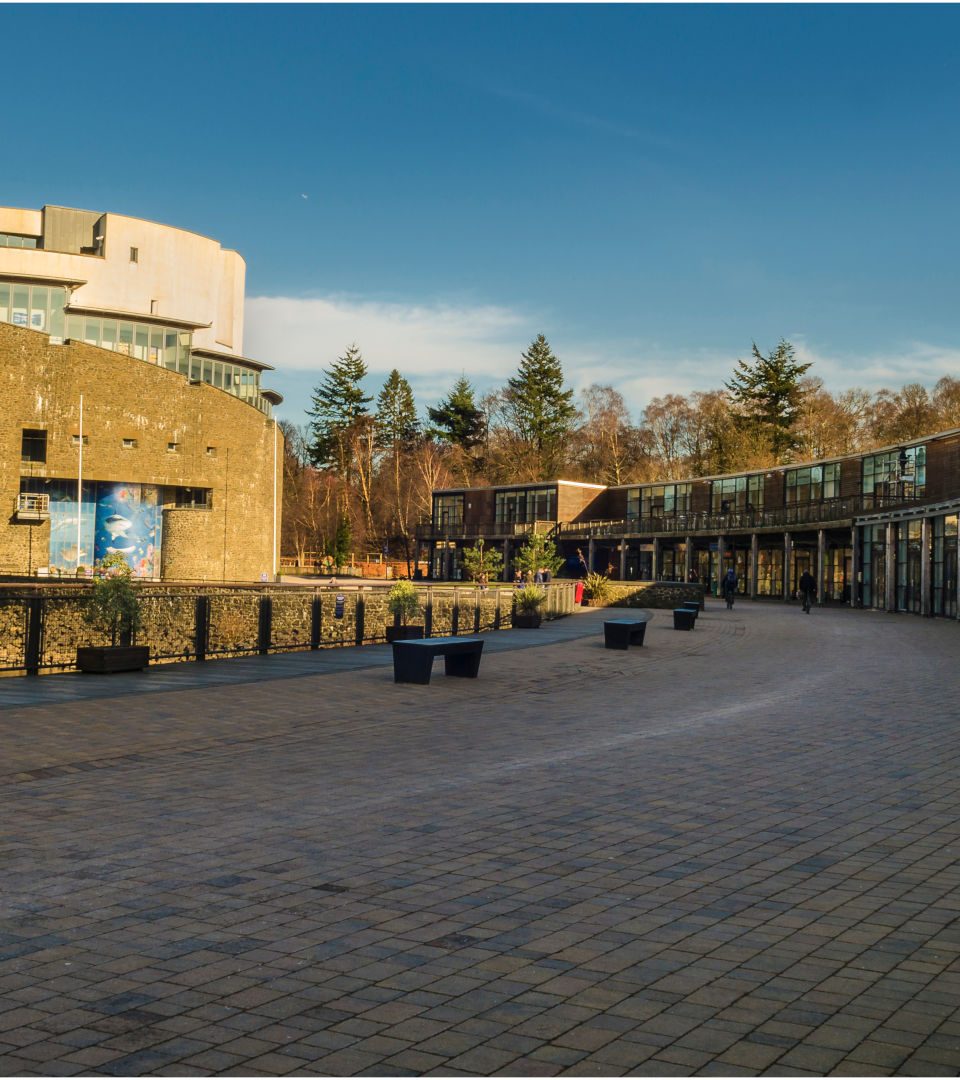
top-left (583, 572), bottom-right (613, 607)
top-left (386, 579), bottom-right (424, 641)
top-left (513, 584), bottom-right (546, 628)
top-left (77, 553), bottom-right (149, 673)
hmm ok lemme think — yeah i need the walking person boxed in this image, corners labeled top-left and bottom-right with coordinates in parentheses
top-left (799, 569), bottom-right (817, 613)
top-left (722, 567), bottom-right (737, 609)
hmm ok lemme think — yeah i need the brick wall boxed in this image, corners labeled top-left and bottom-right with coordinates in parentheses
top-left (0, 321), bottom-right (281, 581)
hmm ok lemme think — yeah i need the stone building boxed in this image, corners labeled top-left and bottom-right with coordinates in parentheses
top-left (0, 206), bottom-right (282, 581)
top-left (420, 429), bottom-right (960, 619)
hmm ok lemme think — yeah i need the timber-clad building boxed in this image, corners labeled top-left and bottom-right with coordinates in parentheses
top-left (0, 205), bottom-right (282, 581)
top-left (421, 428), bottom-right (960, 618)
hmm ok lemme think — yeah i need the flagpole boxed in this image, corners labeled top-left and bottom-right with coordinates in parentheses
top-left (77, 394), bottom-right (83, 571)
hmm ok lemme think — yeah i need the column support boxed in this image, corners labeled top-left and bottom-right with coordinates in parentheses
top-left (588, 536), bottom-right (596, 575)
top-left (716, 534), bottom-right (725, 596)
top-left (502, 539), bottom-right (510, 582)
top-left (750, 533), bottom-right (759, 599)
top-left (685, 536), bottom-right (693, 583)
top-left (783, 532), bottom-right (793, 601)
top-left (921, 517), bottom-right (932, 617)
top-left (850, 525), bottom-right (860, 607)
top-left (885, 522), bottom-right (896, 612)
top-left (619, 537), bottom-right (627, 581)
top-left (817, 529), bottom-right (826, 607)
top-left (652, 537), bottom-right (660, 582)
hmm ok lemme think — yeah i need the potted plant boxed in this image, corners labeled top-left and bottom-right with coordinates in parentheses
top-left (76, 553), bottom-right (149, 673)
top-left (385, 579), bottom-right (424, 642)
top-left (513, 584), bottom-right (546, 628)
top-left (582, 572), bottom-right (613, 607)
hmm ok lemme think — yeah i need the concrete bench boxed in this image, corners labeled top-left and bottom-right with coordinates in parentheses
top-left (673, 608), bottom-right (696, 631)
top-left (392, 636), bottom-right (484, 685)
top-left (603, 616), bottom-right (652, 650)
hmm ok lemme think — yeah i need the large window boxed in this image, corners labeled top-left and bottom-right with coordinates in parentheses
top-left (785, 463), bottom-right (840, 504)
top-left (711, 475), bottom-right (763, 513)
top-left (863, 446), bottom-right (926, 500)
top-left (432, 494), bottom-right (464, 528)
top-left (0, 282), bottom-right (65, 337)
top-left (495, 487), bottom-right (555, 526)
top-left (640, 483), bottom-right (692, 518)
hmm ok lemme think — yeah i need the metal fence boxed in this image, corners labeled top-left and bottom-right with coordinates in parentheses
top-left (0, 582), bottom-right (577, 678)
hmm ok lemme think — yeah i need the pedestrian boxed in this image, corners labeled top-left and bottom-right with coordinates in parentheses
top-left (514, 569), bottom-right (523, 587)
top-left (799, 569), bottom-right (816, 613)
top-left (722, 567), bottom-right (737, 609)
top-left (534, 567), bottom-right (544, 584)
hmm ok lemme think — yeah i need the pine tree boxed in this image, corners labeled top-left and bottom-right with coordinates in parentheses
top-left (427, 376), bottom-right (484, 449)
top-left (375, 369), bottom-right (420, 449)
top-left (725, 340), bottom-right (811, 461)
top-left (505, 334), bottom-right (576, 478)
top-left (307, 344), bottom-right (373, 472)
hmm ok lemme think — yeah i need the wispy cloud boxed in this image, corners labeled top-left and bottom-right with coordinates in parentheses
top-left (244, 293), bottom-right (960, 423)
top-left (487, 86), bottom-right (650, 142)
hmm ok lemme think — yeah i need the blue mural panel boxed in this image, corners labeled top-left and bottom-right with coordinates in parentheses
top-left (93, 483), bottom-right (162, 578)
top-left (48, 480), bottom-right (96, 571)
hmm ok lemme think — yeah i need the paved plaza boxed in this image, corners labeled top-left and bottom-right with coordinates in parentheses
top-left (1, 602), bottom-right (960, 1076)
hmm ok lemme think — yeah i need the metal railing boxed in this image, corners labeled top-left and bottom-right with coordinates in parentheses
top-left (0, 582), bottom-right (577, 678)
top-left (16, 492), bottom-right (50, 514)
top-left (415, 519), bottom-right (556, 541)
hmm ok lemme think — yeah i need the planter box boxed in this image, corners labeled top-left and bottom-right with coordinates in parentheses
top-left (76, 645), bottom-right (150, 674)
top-left (385, 625), bottom-right (425, 643)
top-left (512, 612), bottom-right (542, 628)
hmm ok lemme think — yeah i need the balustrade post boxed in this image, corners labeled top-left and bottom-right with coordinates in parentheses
top-left (311, 594), bottom-right (322, 648)
top-left (425, 587), bottom-right (433, 637)
top-left (194, 596), bottom-right (210, 662)
top-left (452, 588), bottom-right (459, 636)
top-left (257, 596), bottom-right (272, 655)
top-left (356, 594), bottom-right (365, 645)
top-left (25, 596), bottom-right (43, 677)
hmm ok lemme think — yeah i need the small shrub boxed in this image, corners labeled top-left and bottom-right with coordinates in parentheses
top-left (515, 585), bottom-right (547, 613)
top-left (583, 572), bottom-right (613, 605)
top-left (84, 553), bottom-right (141, 645)
top-left (387, 579), bottom-right (421, 622)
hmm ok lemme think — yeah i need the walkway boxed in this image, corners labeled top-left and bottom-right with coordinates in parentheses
top-left (1, 603), bottom-right (959, 1075)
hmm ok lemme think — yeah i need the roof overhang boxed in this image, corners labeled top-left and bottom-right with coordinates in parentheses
top-left (65, 302), bottom-right (212, 331)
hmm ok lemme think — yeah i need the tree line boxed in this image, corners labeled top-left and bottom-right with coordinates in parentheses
top-left (280, 335), bottom-right (960, 569)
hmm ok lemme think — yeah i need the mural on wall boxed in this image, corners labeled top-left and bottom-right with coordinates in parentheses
top-left (46, 481), bottom-right (162, 577)
top-left (93, 483), bottom-right (161, 577)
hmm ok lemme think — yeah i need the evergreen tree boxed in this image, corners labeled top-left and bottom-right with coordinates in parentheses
top-left (307, 344), bottom-right (373, 471)
top-left (505, 334), bottom-right (576, 477)
top-left (725, 340), bottom-right (811, 461)
top-left (427, 376), bottom-right (484, 448)
top-left (375, 369), bottom-right (420, 449)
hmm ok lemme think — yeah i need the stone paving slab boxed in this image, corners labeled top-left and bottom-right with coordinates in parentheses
top-left (1, 602), bottom-right (959, 1075)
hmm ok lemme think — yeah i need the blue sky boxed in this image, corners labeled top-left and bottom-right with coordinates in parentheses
top-left (4, 4), bottom-right (960, 422)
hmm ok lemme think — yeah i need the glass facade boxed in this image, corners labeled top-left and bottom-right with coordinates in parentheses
top-left (896, 520), bottom-right (925, 613)
top-left (495, 487), bottom-right (555, 526)
top-left (711, 475), bottom-right (764, 512)
top-left (0, 282), bottom-right (66, 337)
top-left (863, 445), bottom-right (926, 499)
top-left (785, 463), bottom-right (840, 504)
top-left (0, 283), bottom-right (272, 415)
top-left (861, 525), bottom-right (886, 609)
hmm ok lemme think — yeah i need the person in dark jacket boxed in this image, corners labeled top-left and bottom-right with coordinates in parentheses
top-left (798, 569), bottom-right (817, 613)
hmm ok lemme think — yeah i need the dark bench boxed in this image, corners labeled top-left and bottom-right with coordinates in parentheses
top-left (392, 636), bottom-right (484, 685)
top-left (603, 615), bottom-right (652, 650)
top-left (673, 607), bottom-right (696, 630)
top-left (680, 600), bottom-right (700, 616)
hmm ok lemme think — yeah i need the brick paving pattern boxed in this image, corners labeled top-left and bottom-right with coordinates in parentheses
top-left (1, 603), bottom-right (959, 1076)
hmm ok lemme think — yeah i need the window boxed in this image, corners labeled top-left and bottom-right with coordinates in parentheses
top-left (863, 446), bottom-right (926, 500)
top-left (129, 246), bottom-right (139, 263)
top-left (175, 487), bottom-right (212, 509)
top-left (641, 483), bottom-right (693, 517)
top-left (785, 463), bottom-right (840, 505)
top-left (711, 475), bottom-right (763, 513)
top-left (0, 233), bottom-right (38, 248)
top-left (432, 493), bottom-right (464, 528)
top-left (71, 434), bottom-right (89, 446)
top-left (167, 441), bottom-right (179, 453)
top-left (21, 429), bottom-right (47, 463)
top-left (205, 445), bottom-right (217, 457)
top-left (495, 487), bottom-right (556, 526)
top-left (122, 438), bottom-right (137, 449)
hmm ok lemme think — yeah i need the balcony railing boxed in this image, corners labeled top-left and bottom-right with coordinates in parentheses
top-left (15, 492), bottom-right (50, 521)
top-left (415, 519), bottom-right (555, 541)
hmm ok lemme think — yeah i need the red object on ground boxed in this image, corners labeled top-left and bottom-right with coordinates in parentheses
top-left (574, 581), bottom-right (585, 605)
